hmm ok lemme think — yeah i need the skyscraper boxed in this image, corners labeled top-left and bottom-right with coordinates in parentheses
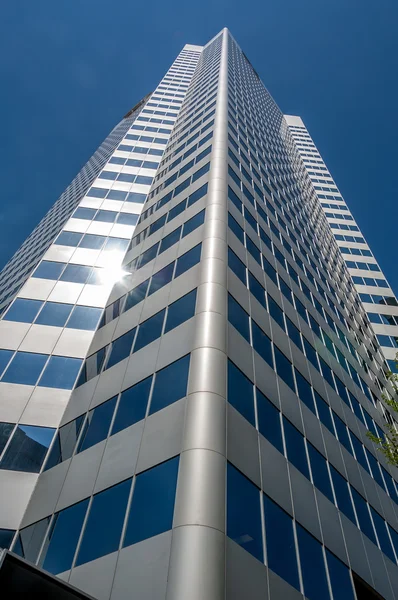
top-left (0, 27), bottom-right (397, 600)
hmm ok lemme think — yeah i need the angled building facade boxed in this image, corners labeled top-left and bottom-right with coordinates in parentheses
top-left (0, 28), bottom-right (397, 600)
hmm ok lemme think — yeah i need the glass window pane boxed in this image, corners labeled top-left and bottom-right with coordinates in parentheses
top-left (228, 294), bottom-right (250, 342)
top-left (105, 329), bottom-right (136, 370)
top-left (295, 370), bottom-right (315, 413)
top-left (35, 302), bottom-right (73, 327)
top-left (15, 517), bottom-right (50, 562)
top-left (369, 506), bottom-right (395, 562)
top-left (227, 360), bottom-right (255, 425)
top-left (174, 243), bottom-right (201, 278)
top-left (314, 392), bottom-right (334, 434)
top-left (227, 463), bottom-right (263, 561)
top-left (60, 264), bottom-right (91, 284)
top-left (123, 456), bottom-right (179, 547)
top-left (326, 550), bottom-right (356, 600)
top-left (77, 396), bottom-right (117, 453)
top-left (330, 466), bottom-right (356, 524)
top-left (73, 207), bottom-right (96, 220)
top-left (228, 248), bottom-right (246, 284)
top-left (252, 321), bottom-right (274, 368)
top-left (182, 209), bottom-right (205, 237)
top-left (148, 263), bottom-right (174, 296)
top-left (33, 261), bottom-right (65, 280)
top-left (103, 238), bottom-right (129, 253)
top-left (0, 424), bottom-right (54, 473)
top-left (307, 443), bottom-right (334, 503)
top-left (283, 418), bottom-right (310, 479)
top-left (0, 422), bottom-right (14, 455)
top-left (39, 356), bottom-right (82, 390)
top-left (2, 352), bottom-right (48, 385)
top-left (297, 525), bottom-right (330, 600)
top-left (44, 416), bottom-right (85, 470)
top-left (117, 213), bottom-right (138, 226)
top-left (76, 479), bottom-right (131, 566)
top-left (0, 529), bottom-right (15, 550)
top-left (150, 355), bottom-right (190, 415)
top-left (256, 390), bottom-right (283, 452)
top-left (112, 376), bottom-right (152, 434)
top-left (274, 347), bottom-right (295, 391)
top-left (159, 227), bottom-right (181, 254)
top-left (40, 499), bottom-right (89, 574)
top-left (0, 349), bottom-right (14, 377)
top-left (126, 192), bottom-right (146, 203)
top-left (134, 310), bottom-right (165, 352)
top-left (80, 234), bottom-right (106, 250)
top-left (66, 306), bottom-right (102, 331)
top-left (164, 290), bottom-right (197, 333)
top-left (263, 494), bottom-right (300, 590)
top-left (4, 298), bottom-right (43, 323)
top-left (94, 210), bottom-right (117, 223)
top-left (55, 231), bottom-right (82, 247)
top-left (124, 279), bottom-right (149, 312)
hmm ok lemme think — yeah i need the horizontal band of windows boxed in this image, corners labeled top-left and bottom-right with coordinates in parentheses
top-left (55, 231), bottom-right (129, 253)
top-left (100, 243), bottom-right (201, 329)
top-left (77, 289), bottom-right (197, 387)
top-left (32, 261), bottom-right (115, 285)
top-left (3, 299), bottom-right (102, 330)
top-left (86, 188), bottom-right (147, 203)
top-left (98, 171), bottom-right (153, 186)
top-left (0, 350), bottom-right (82, 390)
top-left (0, 423), bottom-right (55, 473)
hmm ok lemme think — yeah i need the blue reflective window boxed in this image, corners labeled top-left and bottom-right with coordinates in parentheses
top-left (268, 296), bottom-right (285, 331)
top-left (314, 392), bottom-right (334, 434)
top-left (160, 227), bottom-right (181, 253)
top-left (228, 213), bottom-right (244, 243)
top-left (333, 414), bottom-right (352, 455)
top-left (0, 424), bottom-right (54, 473)
top-left (35, 302), bottom-right (73, 327)
top-left (150, 355), bottom-right (190, 415)
top-left (56, 231), bottom-right (82, 247)
top-left (252, 321), bottom-right (273, 368)
top-left (106, 329), bottom-right (136, 370)
top-left (66, 306), bottom-right (102, 331)
top-left (297, 525), bottom-right (330, 600)
top-left (263, 494), bottom-right (300, 590)
top-left (283, 418), bottom-right (310, 479)
top-left (256, 390), bottom-right (283, 452)
top-left (228, 294), bottom-right (250, 342)
top-left (87, 187), bottom-right (107, 198)
top-left (228, 247), bottom-right (246, 284)
top-left (4, 298), bottom-right (43, 324)
top-left (307, 443), bottom-right (334, 502)
top-left (174, 243), bottom-right (201, 278)
top-left (77, 396), bottom-right (117, 453)
top-left (182, 209), bottom-right (205, 237)
top-left (0, 529), bottom-right (15, 550)
top-left (80, 234), bottom-right (106, 250)
top-left (94, 210), bottom-right (117, 223)
top-left (124, 280), bottom-right (149, 312)
top-left (369, 506), bottom-right (395, 562)
top-left (117, 212), bottom-right (138, 226)
top-left (274, 347), bottom-right (295, 391)
top-left (103, 238), bottom-right (129, 253)
top-left (303, 338), bottom-right (319, 371)
top-left (227, 463), bottom-right (263, 561)
top-left (248, 272), bottom-right (266, 307)
top-left (39, 356), bottom-right (82, 390)
top-left (44, 416), bottom-right (85, 470)
top-left (126, 192), bottom-right (146, 203)
top-left (60, 264), bottom-right (91, 284)
top-left (134, 310), bottom-right (165, 352)
top-left (123, 456), bottom-right (179, 547)
top-left (0, 349), bottom-right (13, 377)
top-left (148, 263), bottom-right (174, 296)
top-left (112, 377), bottom-right (152, 434)
top-left (2, 352), bottom-right (47, 385)
top-left (33, 261), bottom-right (65, 280)
top-left (350, 488), bottom-right (377, 544)
top-left (227, 360), bottom-right (255, 425)
top-left (330, 466), bottom-right (356, 523)
top-left (295, 370), bottom-right (315, 413)
top-left (326, 550), bottom-right (356, 600)
top-left (40, 499), bottom-right (89, 574)
top-left (76, 479), bottom-right (131, 566)
top-left (73, 207), bottom-right (96, 220)
top-left (106, 190), bottom-right (128, 201)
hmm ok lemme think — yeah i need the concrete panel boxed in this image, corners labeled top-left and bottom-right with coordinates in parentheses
top-left (227, 404), bottom-right (260, 487)
top-left (53, 329), bottom-right (94, 358)
top-left (0, 471), bottom-right (38, 529)
top-left (315, 488), bottom-right (348, 563)
top-left (69, 551), bottom-right (118, 600)
top-left (21, 460), bottom-right (70, 527)
top-left (0, 321), bottom-right (30, 350)
top-left (289, 465), bottom-right (322, 541)
top-left (21, 387), bottom-right (70, 427)
top-left (260, 436), bottom-right (293, 516)
top-left (226, 538), bottom-right (269, 600)
top-left (267, 568), bottom-right (303, 600)
top-left (19, 324), bottom-right (61, 354)
top-left (0, 383), bottom-right (33, 423)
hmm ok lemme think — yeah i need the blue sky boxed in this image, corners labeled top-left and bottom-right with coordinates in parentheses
top-left (1, 0), bottom-right (397, 292)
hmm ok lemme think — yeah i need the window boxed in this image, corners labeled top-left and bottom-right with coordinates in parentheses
top-left (124, 280), bottom-right (149, 312)
top-left (44, 416), bottom-right (85, 470)
top-left (14, 517), bottom-right (51, 562)
top-left (330, 466), bottom-right (356, 524)
top-left (40, 499), bottom-right (89, 574)
top-left (55, 231), bottom-right (82, 247)
top-left (326, 550), bottom-right (356, 600)
top-left (38, 356), bottom-right (83, 390)
top-left (76, 479), bottom-right (131, 566)
top-left (295, 370), bottom-right (315, 413)
top-left (283, 418), bottom-right (309, 479)
top-left (182, 209), bottom-right (205, 237)
top-left (105, 329), bottom-right (136, 370)
top-left (112, 376), bottom-right (152, 435)
top-left (73, 207), bottom-right (96, 220)
top-left (77, 396), bottom-right (117, 453)
top-left (117, 213), bottom-right (138, 226)
top-left (274, 347), bottom-right (295, 391)
top-left (369, 506), bottom-right (395, 562)
top-left (60, 264), bottom-right (91, 284)
top-left (126, 192), bottom-right (146, 203)
top-left (228, 294), bottom-right (250, 342)
top-left (256, 390), bottom-right (283, 452)
top-left (297, 525), bottom-right (330, 600)
top-left (123, 456), bottom-right (179, 547)
top-left (2, 352), bottom-right (48, 385)
top-left (263, 494), bottom-right (300, 590)
top-left (228, 247), bottom-right (246, 284)
top-left (227, 463), bottom-right (263, 561)
top-left (33, 261), bottom-right (65, 280)
top-left (0, 424), bottom-right (54, 473)
top-left (79, 234), bottom-right (106, 250)
top-left (66, 306), bottom-right (102, 331)
top-left (0, 529), bottom-right (15, 550)
top-left (4, 298), bottom-right (43, 323)
top-left (252, 321), bottom-right (273, 368)
top-left (307, 443), bottom-right (334, 502)
top-left (0, 350), bottom-right (13, 377)
top-left (174, 243), bottom-right (201, 278)
top-left (35, 302), bottom-right (73, 327)
top-left (148, 263), bottom-right (174, 296)
top-left (150, 355), bottom-right (190, 414)
top-left (94, 210), bottom-right (117, 223)
top-left (227, 360), bottom-right (255, 425)
top-left (134, 310), bottom-right (165, 352)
